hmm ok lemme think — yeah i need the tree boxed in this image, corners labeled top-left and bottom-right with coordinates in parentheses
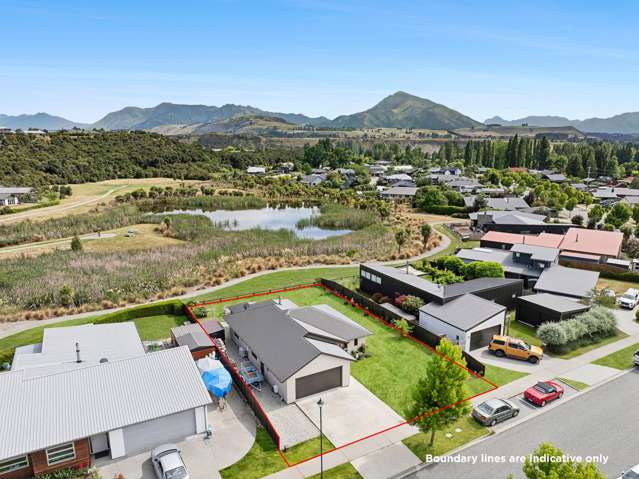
top-left (564, 197), bottom-right (577, 211)
top-left (394, 229), bottom-right (409, 253)
top-left (420, 223), bottom-right (432, 245)
top-left (407, 339), bottom-right (471, 448)
top-left (59, 284), bottom-right (74, 307)
top-left (415, 186), bottom-right (448, 210)
top-left (606, 202), bottom-right (632, 228)
top-left (70, 235), bottom-right (83, 252)
top-left (518, 443), bottom-right (605, 479)
top-left (464, 261), bottom-right (505, 280)
top-left (588, 204), bottom-right (605, 225)
top-left (571, 214), bottom-right (584, 226)
top-left (472, 194), bottom-right (487, 211)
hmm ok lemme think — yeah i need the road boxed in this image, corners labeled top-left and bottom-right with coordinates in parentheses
top-left (408, 370), bottom-right (639, 479)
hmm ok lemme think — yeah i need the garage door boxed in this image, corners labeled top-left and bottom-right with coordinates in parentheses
top-left (123, 409), bottom-right (196, 455)
top-left (469, 325), bottom-right (502, 350)
top-left (295, 367), bottom-right (342, 400)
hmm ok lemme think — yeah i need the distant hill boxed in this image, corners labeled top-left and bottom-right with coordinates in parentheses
top-left (93, 102), bottom-right (330, 130)
top-left (0, 113), bottom-right (86, 130)
top-left (148, 115), bottom-right (296, 135)
top-left (485, 112), bottom-right (639, 134)
top-left (331, 91), bottom-right (482, 129)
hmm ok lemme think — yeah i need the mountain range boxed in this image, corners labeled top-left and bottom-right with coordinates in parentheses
top-left (2, 91), bottom-right (639, 133)
top-left (485, 113), bottom-right (639, 134)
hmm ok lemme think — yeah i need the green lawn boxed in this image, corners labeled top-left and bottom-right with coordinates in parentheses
top-left (133, 314), bottom-right (187, 340)
top-left (402, 415), bottom-right (490, 461)
top-left (557, 377), bottom-right (589, 391)
top-left (307, 463), bottom-right (363, 479)
top-left (219, 428), bottom-right (334, 479)
top-left (506, 319), bottom-right (542, 347)
top-left (592, 342), bottom-right (639, 370)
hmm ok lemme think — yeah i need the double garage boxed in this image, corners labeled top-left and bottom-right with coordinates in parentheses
top-left (419, 294), bottom-right (507, 352)
top-left (295, 367), bottom-right (343, 400)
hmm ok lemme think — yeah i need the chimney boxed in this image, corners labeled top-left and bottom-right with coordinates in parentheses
top-left (75, 342), bottom-right (82, 363)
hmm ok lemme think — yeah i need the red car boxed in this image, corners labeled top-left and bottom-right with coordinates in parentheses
top-left (523, 380), bottom-right (564, 407)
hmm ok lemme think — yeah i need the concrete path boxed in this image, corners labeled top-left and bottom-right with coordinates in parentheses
top-left (351, 443), bottom-right (421, 479)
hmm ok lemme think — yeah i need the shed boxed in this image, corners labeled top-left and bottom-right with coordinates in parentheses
top-left (516, 293), bottom-right (591, 327)
top-left (171, 323), bottom-right (216, 359)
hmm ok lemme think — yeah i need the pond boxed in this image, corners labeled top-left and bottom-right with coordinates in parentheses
top-left (161, 206), bottom-right (352, 240)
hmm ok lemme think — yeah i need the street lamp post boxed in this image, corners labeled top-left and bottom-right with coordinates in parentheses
top-left (317, 398), bottom-right (324, 479)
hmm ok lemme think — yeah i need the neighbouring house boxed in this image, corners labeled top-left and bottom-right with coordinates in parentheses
top-left (539, 171), bottom-right (567, 183)
top-left (389, 179), bottom-right (417, 188)
top-left (301, 173), bottom-right (326, 187)
top-left (463, 196), bottom-right (529, 211)
top-left (0, 186), bottom-right (34, 206)
top-left (0, 193), bottom-right (19, 206)
top-left (419, 294), bottom-right (506, 352)
top-left (558, 228), bottom-right (623, 263)
top-left (446, 178), bottom-right (481, 193)
top-left (429, 167), bottom-right (461, 176)
top-left (225, 299), bottom-right (370, 403)
top-left (246, 166), bottom-right (266, 175)
top-left (471, 210), bottom-right (575, 235)
top-left (1, 324), bottom-right (211, 479)
top-left (593, 187), bottom-right (639, 202)
top-left (379, 186), bottom-right (417, 203)
top-left (533, 265), bottom-right (599, 299)
top-left (479, 231), bottom-right (564, 250)
top-left (515, 293), bottom-right (591, 327)
top-left (171, 320), bottom-right (224, 360)
top-left (456, 243), bottom-right (559, 288)
top-left (383, 173), bottom-right (413, 183)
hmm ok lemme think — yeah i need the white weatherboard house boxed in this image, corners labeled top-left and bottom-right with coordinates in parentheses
top-left (225, 299), bottom-right (371, 403)
top-left (419, 294), bottom-right (506, 352)
top-left (0, 324), bottom-right (211, 479)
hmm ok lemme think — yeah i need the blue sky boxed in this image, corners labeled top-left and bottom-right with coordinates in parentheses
top-left (1, 0), bottom-right (638, 123)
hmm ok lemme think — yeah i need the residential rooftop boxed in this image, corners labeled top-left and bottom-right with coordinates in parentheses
top-left (534, 265), bottom-right (600, 298)
top-left (419, 294), bottom-right (505, 331)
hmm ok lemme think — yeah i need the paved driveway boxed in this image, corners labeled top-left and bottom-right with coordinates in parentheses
top-left (295, 377), bottom-right (419, 447)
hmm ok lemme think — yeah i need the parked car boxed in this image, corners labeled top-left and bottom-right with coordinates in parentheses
top-left (472, 398), bottom-right (520, 427)
top-left (618, 464), bottom-right (639, 479)
top-left (151, 444), bottom-right (189, 479)
top-left (634, 350), bottom-right (639, 367)
top-left (524, 380), bottom-right (564, 407)
top-left (602, 288), bottom-right (616, 298)
top-left (488, 335), bottom-right (543, 364)
top-left (618, 289), bottom-right (639, 309)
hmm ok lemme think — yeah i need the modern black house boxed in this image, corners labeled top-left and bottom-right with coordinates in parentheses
top-left (359, 264), bottom-right (523, 309)
top-left (515, 293), bottom-right (591, 327)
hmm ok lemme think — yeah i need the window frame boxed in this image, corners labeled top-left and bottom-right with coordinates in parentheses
top-left (46, 443), bottom-right (76, 466)
top-left (0, 455), bottom-right (29, 474)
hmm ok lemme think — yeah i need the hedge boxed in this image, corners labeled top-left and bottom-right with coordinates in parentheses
top-left (93, 299), bottom-right (185, 324)
top-left (422, 205), bottom-right (468, 215)
top-left (537, 306), bottom-right (617, 353)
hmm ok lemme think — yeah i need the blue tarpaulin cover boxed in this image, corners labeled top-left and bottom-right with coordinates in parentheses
top-left (201, 368), bottom-right (232, 397)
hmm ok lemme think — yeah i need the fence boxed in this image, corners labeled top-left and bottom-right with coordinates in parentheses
top-left (183, 304), bottom-right (281, 448)
top-left (320, 278), bottom-right (486, 376)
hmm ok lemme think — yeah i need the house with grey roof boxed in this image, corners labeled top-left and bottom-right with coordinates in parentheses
top-left (379, 186), bottom-right (418, 202)
top-left (419, 294), bottom-right (506, 352)
top-left (1, 324), bottom-right (211, 478)
top-left (225, 300), bottom-right (370, 403)
top-left (463, 196), bottom-right (529, 211)
top-left (533, 265), bottom-right (599, 299)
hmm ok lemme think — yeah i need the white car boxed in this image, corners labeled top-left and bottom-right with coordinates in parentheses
top-left (151, 444), bottom-right (189, 479)
top-left (618, 464), bottom-right (639, 479)
top-left (618, 289), bottom-right (639, 309)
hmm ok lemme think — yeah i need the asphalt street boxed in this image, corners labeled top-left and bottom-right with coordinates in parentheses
top-left (409, 370), bottom-right (639, 479)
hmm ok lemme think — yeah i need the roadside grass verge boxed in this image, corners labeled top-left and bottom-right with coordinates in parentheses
top-left (219, 428), bottom-right (334, 479)
top-left (592, 342), bottom-right (639, 370)
top-left (402, 416), bottom-right (490, 461)
top-left (307, 463), bottom-right (362, 479)
top-left (557, 377), bottom-right (589, 391)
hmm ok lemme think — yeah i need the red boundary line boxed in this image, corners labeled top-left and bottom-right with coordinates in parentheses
top-left (185, 282), bottom-right (498, 469)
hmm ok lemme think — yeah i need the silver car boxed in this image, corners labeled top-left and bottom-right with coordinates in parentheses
top-left (151, 444), bottom-right (189, 479)
top-left (618, 464), bottom-right (639, 479)
top-left (472, 398), bottom-right (520, 427)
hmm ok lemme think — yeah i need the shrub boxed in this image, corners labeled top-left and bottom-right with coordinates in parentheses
top-left (379, 296), bottom-right (391, 304)
top-left (537, 306), bottom-right (617, 352)
top-left (371, 292), bottom-right (384, 303)
top-left (571, 215), bottom-right (584, 226)
top-left (93, 299), bottom-right (184, 324)
top-left (70, 235), bottom-right (83, 252)
top-left (192, 306), bottom-right (208, 318)
top-left (392, 318), bottom-right (413, 336)
top-left (437, 255), bottom-right (467, 276)
top-left (399, 295), bottom-right (424, 314)
top-left (537, 322), bottom-right (568, 346)
top-left (464, 261), bottom-right (505, 280)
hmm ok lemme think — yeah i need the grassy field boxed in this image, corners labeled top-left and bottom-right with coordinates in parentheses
top-left (402, 415), bottom-right (490, 461)
top-left (557, 377), bottom-right (589, 391)
top-left (597, 277), bottom-right (639, 295)
top-left (592, 342), bottom-right (639, 370)
top-left (133, 314), bottom-right (187, 341)
top-left (83, 224), bottom-right (184, 253)
top-left (202, 284), bottom-right (525, 417)
top-left (219, 428), bottom-right (334, 479)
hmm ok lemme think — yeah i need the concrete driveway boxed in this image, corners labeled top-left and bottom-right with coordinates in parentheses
top-left (295, 377), bottom-right (419, 447)
top-left (97, 393), bottom-right (256, 479)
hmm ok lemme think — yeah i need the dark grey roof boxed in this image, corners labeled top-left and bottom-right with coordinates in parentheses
top-left (420, 294), bottom-right (505, 331)
top-left (517, 293), bottom-right (590, 314)
top-left (227, 299), bottom-right (274, 315)
top-left (225, 302), bottom-right (357, 382)
top-left (468, 210), bottom-right (546, 224)
top-left (171, 323), bottom-right (212, 350)
top-left (289, 306), bottom-right (371, 341)
top-left (510, 244), bottom-right (559, 262)
top-left (362, 264), bottom-right (522, 301)
top-left (201, 319), bottom-right (224, 334)
top-left (534, 265), bottom-right (599, 298)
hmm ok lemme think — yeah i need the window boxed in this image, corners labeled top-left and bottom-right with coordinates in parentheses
top-left (515, 252), bottom-right (520, 257)
top-left (46, 443), bottom-right (75, 466)
top-left (354, 338), bottom-right (358, 346)
top-left (0, 456), bottom-right (29, 474)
